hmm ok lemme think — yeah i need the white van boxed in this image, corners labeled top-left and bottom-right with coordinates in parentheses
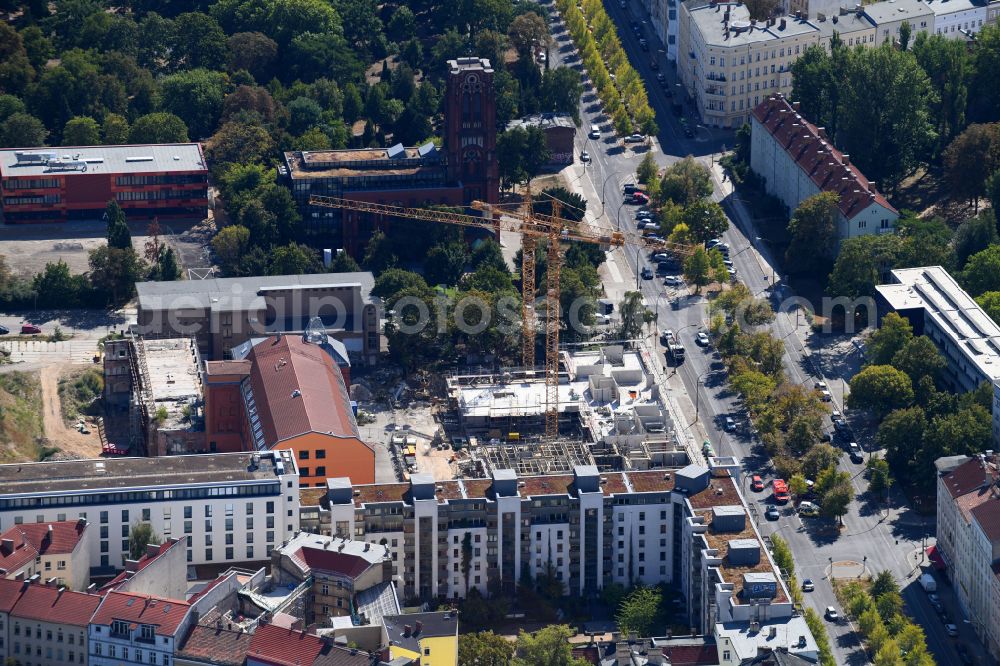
top-left (588, 124), bottom-right (601, 139)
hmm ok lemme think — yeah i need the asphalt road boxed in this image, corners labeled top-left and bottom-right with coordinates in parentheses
top-left (546, 0), bottom-right (989, 663)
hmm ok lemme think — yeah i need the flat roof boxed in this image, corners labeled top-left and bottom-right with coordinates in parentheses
top-left (927, 0), bottom-right (983, 15)
top-left (0, 144), bottom-right (205, 178)
top-left (863, 0), bottom-right (934, 22)
top-left (689, 4), bottom-right (818, 47)
top-left (284, 149), bottom-right (446, 180)
top-left (143, 338), bottom-right (203, 429)
top-left (813, 11), bottom-right (876, 38)
top-left (0, 451), bottom-right (294, 497)
top-left (716, 617), bottom-right (818, 662)
top-left (876, 266), bottom-right (1000, 381)
top-left (136, 272), bottom-right (375, 313)
top-left (507, 113), bottom-right (576, 131)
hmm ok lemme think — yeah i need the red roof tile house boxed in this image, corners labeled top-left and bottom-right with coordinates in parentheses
top-left (749, 94), bottom-right (898, 243)
top-left (246, 622), bottom-right (376, 666)
top-left (241, 334), bottom-right (374, 487)
top-left (0, 519), bottom-right (92, 590)
top-left (0, 581), bottom-right (102, 666)
top-left (89, 591), bottom-right (194, 666)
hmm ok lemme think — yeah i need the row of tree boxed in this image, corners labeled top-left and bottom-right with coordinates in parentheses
top-left (837, 574), bottom-right (935, 666)
top-left (459, 624), bottom-right (591, 665)
top-left (555, 0), bottom-right (656, 136)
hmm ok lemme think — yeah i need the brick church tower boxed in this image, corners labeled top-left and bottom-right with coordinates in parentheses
top-left (445, 57), bottom-right (500, 206)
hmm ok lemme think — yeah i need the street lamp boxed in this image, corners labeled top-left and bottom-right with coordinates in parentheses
top-left (694, 366), bottom-right (712, 419)
top-left (599, 169), bottom-right (634, 218)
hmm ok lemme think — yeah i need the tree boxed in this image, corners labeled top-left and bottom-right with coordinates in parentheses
top-left (867, 312), bottom-right (913, 365)
top-left (328, 250), bottom-right (361, 273)
top-left (156, 247), bottom-right (180, 281)
top-left (459, 632), bottom-right (514, 666)
top-left (838, 44), bottom-right (935, 192)
top-left (129, 112), bottom-right (189, 143)
top-left (969, 24), bottom-right (1000, 123)
top-left (105, 201), bottom-right (132, 250)
top-left (989, 170), bottom-right (1000, 216)
top-left (636, 151), bottom-right (658, 185)
top-left (387, 6), bottom-right (416, 42)
top-left (870, 570), bottom-right (900, 600)
top-left (827, 235), bottom-right (884, 298)
top-left (0, 22), bottom-right (35, 95)
top-left (128, 521), bottom-right (161, 560)
top-left (912, 33), bottom-right (969, 148)
top-left (683, 200), bottom-right (728, 244)
top-left (102, 113), bottom-right (130, 144)
top-left (204, 121), bottom-right (274, 172)
top-left (287, 96), bottom-right (323, 134)
top-left (540, 67), bottom-right (583, 122)
top-left (425, 242), bottom-right (468, 286)
top-left (802, 443), bottom-right (840, 479)
top-left (977, 290), bottom-right (1000, 325)
top-left (172, 11), bottom-right (229, 69)
top-left (160, 68), bottom-right (228, 138)
top-left (847, 365), bottom-right (914, 418)
top-left (786, 191), bottom-right (838, 273)
top-left (659, 156), bottom-right (712, 206)
top-left (618, 291), bottom-right (652, 340)
top-left (1, 112), bottom-right (46, 147)
top-left (943, 123), bottom-right (1000, 208)
top-left (497, 126), bottom-right (551, 189)
top-left (62, 116), bottom-right (100, 145)
top-left (513, 625), bottom-right (590, 666)
top-left (770, 534), bottom-right (795, 575)
top-left (954, 211), bottom-right (998, 268)
top-left (890, 335), bottom-right (945, 385)
top-left (616, 586), bottom-right (662, 637)
top-left (227, 32), bottom-right (278, 80)
top-left (88, 246), bottom-right (146, 304)
top-left (222, 85), bottom-right (276, 123)
top-left (268, 243), bottom-right (320, 275)
top-left (372, 268), bottom-right (429, 303)
top-left (876, 407), bottom-right (927, 478)
top-left (683, 247), bottom-right (711, 293)
top-left (963, 244), bottom-right (1000, 296)
top-left (866, 456), bottom-right (893, 500)
top-left (898, 20), bottom-right (912, 50)
top-left (816, 466), bottom-right (853, 524)
top-left (34, 260), bottom-right (85, 308)
top-left (471, 240), bottom-right (509, 273)
top-left (507, 11), bottom-right (549, 57)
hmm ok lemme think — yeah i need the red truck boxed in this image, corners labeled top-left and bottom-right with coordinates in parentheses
top-left (772, 479), bottom-right (790, 504)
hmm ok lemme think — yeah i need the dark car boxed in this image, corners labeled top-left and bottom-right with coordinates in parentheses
top-left (639, 38), bottom-right (648, 50)
top-left (765, 506), bottom-right (780, 521)
top-left (656, 73), bottom-right (667, 85)
top-left (20, 324), bottom-right (41, 334)
top-left (684, 125), bottom-right (695, 138)
top-left (0, 324), bottom-right (8, 335)
top-left (956, 645), bottom-right (974, 665)
top-left (650, 58), bottom-right (659, 70)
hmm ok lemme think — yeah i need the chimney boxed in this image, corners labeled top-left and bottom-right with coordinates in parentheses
top-left (364, 543), bottom-right (370, 552)
top-left (125, 559), bottom-right (140, 572)
top-left (403, 625), bottom-right (412, 637)
top-left (779, 18), bottom-right (786, 29)
top-left (769, 626), bottom-right (778, 639)
top-left (842, 154), bottom-right (850, 165)
top-left (0, 538), bottom-right (13, 556)
top-left (44, 524), bottom-right (53, 541)
top-left (414, 620), bottom-right (423, 635)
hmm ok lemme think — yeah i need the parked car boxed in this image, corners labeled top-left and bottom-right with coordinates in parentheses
top-left (623, 183), bottom-right (638, 195)
top-left (801, 579), bottom-right (815, 592)
top-left (751, 475), bottom-right (764, 492)
top-left (684, 125), bottom-right (695, 138)
top-left (696, 331), bottom-right (710, 347)
top-left (664, 275), bottom-right (684, 287)
top-left (20, 324), bottom-right (41, 334)
top-left (957, 645), bottom-right (974, 665)
top-left (656, 73), bottom-right (667, 85)
top-left (765, 505), bottom-right (780, 520)
top-left (630, 192), bottom-right (650, 205)
top-left (946, 623), bottom-right (959, 637)
top-left (580, 151), bottom-right (591, 163)
top-left (661, 329), bottom-right (675, 345)
top-left (639, 38), bottom-right (648, 50)
top-left (0, 325), bottom-right (8, 335)
top-left (636, 209), bottom-right (655, 220)
top-left (848, 442), bottom-right (864, 464)
top-left (820, 389), bottom-right (832, 402)
top-left (798, 501), bottom-right (821, 517)
top-left (724, 416), bottom-right (736, 432)
top-left (641, 267), bottom-right (654, 280)
top-left (649, 58), bottom-right (659, 70)
top-left (624, 133), bottom-right (646, 143)
top-left (825, 607), bottom-right (839, 621)
top-left (928, 592), bottom-right (940, 604)
top-left (814, 380), bottom-right (828, 390)
top-left (589, 124), bottom-right (601, 139)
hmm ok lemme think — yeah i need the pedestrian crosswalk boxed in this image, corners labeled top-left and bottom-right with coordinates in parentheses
top-left (0, 339), bottom-right (98, 363)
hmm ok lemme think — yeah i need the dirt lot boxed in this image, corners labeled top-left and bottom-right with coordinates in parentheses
top-left (40, 363), bottom-right (102, 459)
top-left (0, 217), bottom-right (215, 277)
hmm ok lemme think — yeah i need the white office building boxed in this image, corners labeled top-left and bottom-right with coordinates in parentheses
top-left (928, 0), bottom-right (990, 38)
top-left (0, 451), bottom-right (299, 571)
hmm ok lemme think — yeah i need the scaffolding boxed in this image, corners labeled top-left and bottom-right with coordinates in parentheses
top-left (478, 438), bottom-right (593, 476)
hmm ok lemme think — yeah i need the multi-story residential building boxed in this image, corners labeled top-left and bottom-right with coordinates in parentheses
top-left (0, 519), bottom-right (92, 590)
top-left (0, 579), bottom-right (101, 666)
top-left (135, 271), bottom-right (378, 363)
top-left (301, 464), bottom-right (816, 660)
top-left (678, 5), bottom-right (824, 128)
top-left (750, 94), bottom-right (898, 241)
top-left (0, 451), bottom-right (299, 571)
top-left (935, 454), bottom-right (1000, 661)
top-left (0, 144), bottom-right (207, 224)
top-left (874, 266), bottom-right (1000, 443)
top-left (863, 0), bottom-right (935, 43)
top-left (928, 0), bottom-right (990, 37)
top-left (282, 57), bottom-right (499, 253)
top-left (382, 612), bottom-right (458, 666)
top-left (89, 590), bottom-right (193, 666)
top-left (270, 532), bottom-right (393, 625)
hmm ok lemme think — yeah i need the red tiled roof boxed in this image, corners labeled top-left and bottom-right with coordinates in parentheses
top-left (751, 95), bottom-right (897, 220)
top-left (662, 644), bottom-right (720, 666)
top-left (942, 458), bottom-right (991, 499)
top-left (290, 547), bottom-right (377, 579)
top-left (0, 520), bottom-right (87, 574)
top-left (12, 585), bottom-right (101, 626)
top-left (971, 496), bottom-right (1000, 541)
top-left (90, 591), bottom-right (191, 637)
top-left (247, 335), bottom-right (365, 447)
top-left (0, 578), bottom-right (26, 613)
top-left (248, 622), bottom-right (325, 666)
top-left (178, 623), bottom-right (253, 666)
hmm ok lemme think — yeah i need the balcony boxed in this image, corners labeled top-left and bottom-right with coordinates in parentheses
top-left (704, 87), bottom-right (726, 97)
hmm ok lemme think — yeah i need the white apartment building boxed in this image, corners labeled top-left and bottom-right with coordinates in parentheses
top-left (928, 0), bottom-right (990, 37)
top-left (861, 0), bottom-right (936, 43)
top-left (874, 267), bottom-right (1000, 444)
top-left (750, 94), bottom-right (898, 241)
top-left (0, 451), bottom-right (299, 571)
top-left (678, 5), bottom-right (826, 128)
top-left (936, 455), bottom-right (1000, 662)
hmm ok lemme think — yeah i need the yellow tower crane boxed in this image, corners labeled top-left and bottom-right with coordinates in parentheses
top-left (309, 194), bottom-right (694, 437)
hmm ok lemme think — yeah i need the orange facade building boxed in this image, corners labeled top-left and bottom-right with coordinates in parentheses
top-left (205, 333), bottom-right (374, 487)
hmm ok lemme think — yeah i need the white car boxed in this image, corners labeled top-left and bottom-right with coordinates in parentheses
top-left (664, 276), bottom-right (683, 287)
top-left (661, 329), bottom-right (675, 344)
top-left (820, 389), bottom-right (832, 402)
top-left (696, 331), bottom-right (710, 346)
top-left (580, 151), bottom-right (591, 163)
top-left (624, 133), bottom-right (645, 143)
top-left (798, 501), bottom-right (820, 516)
top-left (825, 607), bottom-right (839, 621)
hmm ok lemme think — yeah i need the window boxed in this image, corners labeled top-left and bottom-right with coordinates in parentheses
top-left (140, 625), bottom-right (155, 641)
top-left (100, 511), bottom-right (108, 524)
top-left (205, 505), bottom-right (212, 517)
top-left (184, 506), bottom-right (192, 519)
top-left (122, 525), bottom-right (130, 537)
top-left (142, 508), bottom-right (150, 521)
top-left (315, 466), bottom-right (326, 476)
top-left (316, 450), bottom-right (326, 459)
top-left (300, 467), bottom-right (310, 477)
top-left (246, 502), bottom-right (254, 515)
top-left (266, 501), bottom-right (275, 513)
top-left (299, 450), bottom-right (309, 460)
top-left (247, 545), bottom-right (254, 559)
top-left (247, 517), bottom-right (254, 529)
top-left (225, 547), bottom-right (234, 559)
top-left (206, 548), bottom-right (213, 561)
top-left (122, 509), bottom-right (129, 522)
top-left (111, 620), bottom-right (130, 637)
